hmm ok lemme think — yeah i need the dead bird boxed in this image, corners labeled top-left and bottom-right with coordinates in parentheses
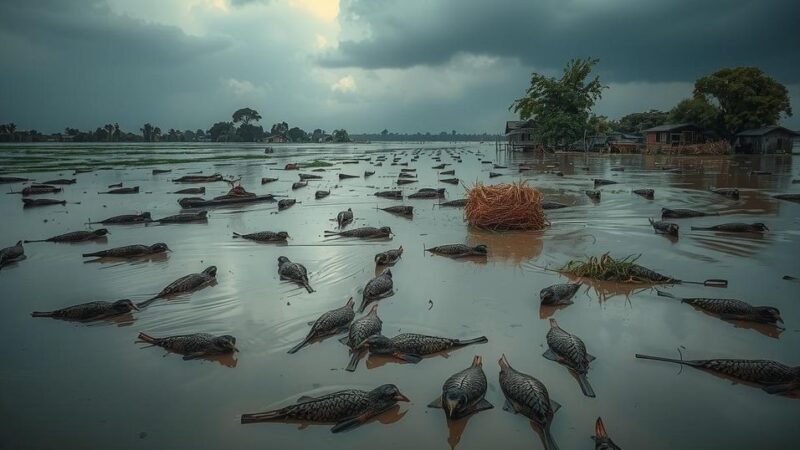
top-left (409, 188), bottom-right (445, 199)
top-left (428, 355), bottom-right (493, 420)
top-left (0, 176), bottom-right (28, 184)
top-left (154, 211), bottom-right (208, 223)
top-left (260, 177), bottom-right (278, 184)
top-left (375, 246), bottom-right (403, 266)
top-left (397, 178), bottom-right (417, 185)
top-left (773, 193), bottom-right (800, 202)
top-left (89, 212), bottom-right (152, 225)
top-left (357, 333), bottom-right (488, 363)
top-left (542, 202), bottom-right (569, 210)
top-left (0, 241), bottom-right (24, 268)
top-left (232, 231), bottom-right (289, 242)
top-left (83, 243), bottom-right (170, 259)
top-left (108, 183), bottom-right (123, 188)
top-left (710, 187), bottom-right (739, 199)
top-left (292, 181), bottom-right (307, 190)
top-left (172, 174), bottom-right (223, 183)
top-left (594, 179), bottom-right (617, 186)
top-left (432, 164), bottom-right (447, 170)
top-left (592, 417), bottom-right (622, 450)
top-left (540, 283), bottom-right (581, 306)
top-left (648, 218), bottom-right (679, 237)
top-left (278, 199), bottom-right (296, 210)
top-left (278, 256), bottom-right (313, 293)
top-left (440, 199), bottom-right (467, 207)
top-left (138, 332), bottom-right (237, 360)
top-left (633, 189), bottom-right (654, 199)
top-left (493, 164), bottom-right (507, 169)
top-left (439, 169), bottom-right (455, 175)
top-left (299, 173), bottom-right (323, 180)
top-left (343, 304), bottom-right (383, 371)
top-left (498, 354), bottom-right (561, 450)
top-left (635, 353), bottom-right (800, 394)
top-left (610, 167), bottom-right (625, 172)
top-left (315, 190), bottom-right (330, 199)
top-left (171, 187), bottom-right (205, 194)
top-left (364, 170), bottom-right (375, 177)
top-left (656, 290), bottom-right (782, 325)
top-left (439, 178), bottom-right (459, 185)
top-left (400, 168), bottom-right (416, 172)
top-left (32, 299), bottom-right (138, 321)
top-left (359, 268), bottom-right (393, 312)
top-left (426, 244), bottom-right (487, 258)
top-left (240, 384), bottom-right (410, 433)
top-left (137, 266), bottom-right (218, 307)
top-left (21, 185), bottom-right (62, 196)
top-left (25, 229), bottom-right (108, 243)
top-left (691, 222), bottom-right (768, 233)
top-left (339, 173), bottom-right (359, 180)
top-left (380, 205), bottom-right (413, 217)
top-left (285, 163), bottom-right (299, 170)
top-left (22, 198), bottom-right (66, 208)
top-left (489, 172), bottom-right (503, 178)
top-left (375, 190), bottom-right (403, 199)
top-left (544, 319), bottom-right (596, 397)
top-left (661, 208), bottom-right (717, 219)
top-left (585, 190), bottom-right (601, 200)
top-left (152, 169), bottom-right (172, 174)
top-left (337, 208), bottom-right (353, 227)
top-left (325, 226), bottom-right (392, 239)
top-left (398, 172), bottom-right (417, 178)
top-left (288, 297), bottom-right (356, 354)
top-left (42, 178), bottom-right (76, 185)
top-left (99, 186), bottom-right (140, 194)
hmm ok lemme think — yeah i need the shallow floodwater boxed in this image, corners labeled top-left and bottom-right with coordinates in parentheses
top-left (1, 142), bottom-right (798, 450)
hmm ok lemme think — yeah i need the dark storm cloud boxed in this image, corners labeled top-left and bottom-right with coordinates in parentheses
top-left (0, 0), bottom-right (229, 66)
top-left (323, 0), bottom-right (800, 83)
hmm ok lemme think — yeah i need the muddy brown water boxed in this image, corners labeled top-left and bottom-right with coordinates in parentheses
top-left (1, 143), bottom-right (799, 449)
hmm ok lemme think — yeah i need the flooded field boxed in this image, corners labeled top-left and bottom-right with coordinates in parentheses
top-left (1, 142), bottom-right (798, 450)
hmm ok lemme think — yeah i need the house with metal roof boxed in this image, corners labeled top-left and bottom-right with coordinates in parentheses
top-left (734, 126), bottom-right (799, 154)
top-left (642, 123), bottom-right (703, 152)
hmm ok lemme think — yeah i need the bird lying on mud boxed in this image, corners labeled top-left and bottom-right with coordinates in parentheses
top-left (544, 319), bottom-right (596, 397)
top-left (428, 355), bottom-right (493, 420)
top-left (425, 244), bottom-right (487, 258)
top-left (83, 243), bottom-right (170, 259)
top-left (325, 226), bottom-right (392, 239)
top-left (691, 222), bottom-right (768, 233)
top-left (359, 269), bottom-right (393, 312)
top-left (357, 333), bottom-right (488, 363)
top-left (232, 231), bottom-right (289, 242)
top-left (138, 332), bottom-right (238, 360)
top-left (655, 290), bottom-right (782, 325)
top-left (540, 283), bottom-right (581, 306)
top-left (137, 266), bottom-right (217, 308)
top-left (32, 299), bottom-right (138, 321)
top-left (25, 229), bottom-right (108, 243)
top-left (374, 247), bottom-right (403, 266)
top-left (342, 304), bottom-right (383, 372)
top-left (0, 241), bottom-right (24, 269)
top-left (288, 297), bottom-right (355, 354)
top-left (278, 256), bottom-right (313, 292)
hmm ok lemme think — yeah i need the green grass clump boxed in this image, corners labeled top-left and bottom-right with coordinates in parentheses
top-left (560, 253), bottom-right (674, 284)
top-left (300, 159), bottom-right (333, 168)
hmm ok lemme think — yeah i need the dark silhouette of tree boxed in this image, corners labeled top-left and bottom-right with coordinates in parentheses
top-left (232, 107), bottom-right (262, 126)
top-left (270, 121), bottom-right (289, 137)
top-left (287, 127), bottom-right (308, 142)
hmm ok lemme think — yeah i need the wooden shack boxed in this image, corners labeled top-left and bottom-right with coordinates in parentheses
top-left (643, 123), bottom-right (703, 152)
top-left (734, 126), bottom-right (799, 154)
top-left (504, 119), bottom-right (538, 151)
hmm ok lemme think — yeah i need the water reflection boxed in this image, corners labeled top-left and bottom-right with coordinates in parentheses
top-left (467, 229), bottom-right (543, 264)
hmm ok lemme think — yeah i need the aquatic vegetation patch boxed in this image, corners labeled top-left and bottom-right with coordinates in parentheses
top-left (560, 253), bottom-right (663, 284)
top-left (465, 181), bottom-right (549, 230)
top-left (300, 159), bottom-right (334, 168)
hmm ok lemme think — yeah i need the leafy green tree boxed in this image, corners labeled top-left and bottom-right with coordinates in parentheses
top-left (510, 58), bottom-right (606, 146)
top-left (270, 121), bottom-right (289, 137)
top-left (237, 124), bottom-right (265, 142)
top-left (616, 110), bottom-right (668, 133)
top-left (140, 123), bottom-right (154, 142)
top-left (286, 127), bottom-right (308, 142)
top-left (207, 121), bottom-right (235, 142)
top-left (332, 129), bottom-right (350, 143)
top-left (587, 114), bottom-right (613, 135)
top-left (232, 107), bottom-right (262, 126)
top-left (668, 97), bottom-right (719, 131)
top-left (311, 129), bottom-right (324, 142)
top-left (694, 67), bottom-right (792, 136)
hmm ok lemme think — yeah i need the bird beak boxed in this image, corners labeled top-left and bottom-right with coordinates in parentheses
top-left (131, 304), bottom-right (141, 311)
top-left (232, 345), bottom-right (240, 352)
top-left (394, 393), bottom-right (410, 402)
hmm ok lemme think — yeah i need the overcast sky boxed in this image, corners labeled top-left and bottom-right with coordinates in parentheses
top-left (1, 0), bottom-right (798, 134)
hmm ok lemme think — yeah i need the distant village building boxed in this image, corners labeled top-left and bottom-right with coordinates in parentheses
top-left (267, 135), bottom-right (287, 143)
top-left (643, 123), bottom-right (703, 152)
top-left (734, 126), bottom-right (799, 154)
top-left (572, 132), bottom-right (643, 152)
top-left (504, 119), bottom-right (538, 150)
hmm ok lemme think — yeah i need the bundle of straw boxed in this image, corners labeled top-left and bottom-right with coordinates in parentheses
top-left (464, 181), bottom-right (549, 230)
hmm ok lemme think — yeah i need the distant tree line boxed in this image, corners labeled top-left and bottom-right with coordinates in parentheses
top-left (511, 59), bottom-right (793, 145)
top-left (352, 129), bottom-right (500, 142)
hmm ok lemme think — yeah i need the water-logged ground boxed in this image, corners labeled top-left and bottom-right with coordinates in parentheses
top-left (1, 142), bottom-right (798, 450)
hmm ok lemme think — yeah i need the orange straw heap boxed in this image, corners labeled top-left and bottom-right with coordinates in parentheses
top-left (464, 181), bottom-right (549, 230)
